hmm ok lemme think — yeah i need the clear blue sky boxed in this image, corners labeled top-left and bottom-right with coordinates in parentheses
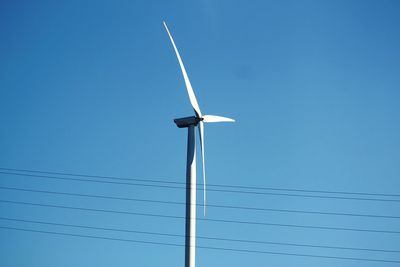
top-left (1, 0), bottom-right (400, 266)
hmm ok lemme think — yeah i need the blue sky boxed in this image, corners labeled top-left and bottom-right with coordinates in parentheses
top-left (1, 0), bottom-right (400, 266)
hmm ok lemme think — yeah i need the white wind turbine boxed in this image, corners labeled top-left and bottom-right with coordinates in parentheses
top-left (163, 21), bottom-right (235, 267)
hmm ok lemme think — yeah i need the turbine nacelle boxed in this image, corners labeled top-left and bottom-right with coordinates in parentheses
top-left (174, 116), bottom-right (199, 128)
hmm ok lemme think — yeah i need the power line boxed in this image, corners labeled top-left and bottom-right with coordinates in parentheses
top-left (1, 216), bottom-right (399, 254)
top-left (1, 185), bottom-right (399, 219)
top-left (1, 226), bottom-right (399, 264)
top-left (0, 171), bottom-right (184, 190)
top-left (2, 199), bottom-right (400, 234)
top-left (2, 166), bottom-right (399, 198)
top-left (2, 171), bottom-right (400, 203)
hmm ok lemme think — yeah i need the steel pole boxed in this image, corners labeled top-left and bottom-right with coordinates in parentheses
top-left (185, 125), bottom-right (196, 267)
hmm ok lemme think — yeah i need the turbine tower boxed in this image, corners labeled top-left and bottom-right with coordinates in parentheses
top-left (163, 21), bottom-right (235, 267)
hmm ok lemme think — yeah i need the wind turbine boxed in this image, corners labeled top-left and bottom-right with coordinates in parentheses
top-left (163, 21), bottom-right (234, 267)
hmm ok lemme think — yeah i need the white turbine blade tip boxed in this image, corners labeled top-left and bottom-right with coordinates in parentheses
top-left (203, 115), bottom-right (235, 123)
top-left (163, 20), bottom-right (202, 118)
top-left (163, 21), bottom-right (168, 31)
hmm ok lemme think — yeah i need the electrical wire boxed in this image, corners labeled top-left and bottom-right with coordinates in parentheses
top-left (2, 171), bottom-right (400, 203)
top-left (1, 199), bottom-right (400, 234)
top-left (1, 216), bottom-right (399, 254)
top-left (1, 226), bottom-right (399, 264)
top-left (1, 185), bottom-right (399, 219)
top-left (1, 167), bottom-right (399, 197)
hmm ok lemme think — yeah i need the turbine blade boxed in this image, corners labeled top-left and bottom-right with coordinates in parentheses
top-left (163, 21), bottom-right (202, 118)
top-left (203, 115), bottom-right (235, 123)
top-left (198, 120), bottom-right (206, 216)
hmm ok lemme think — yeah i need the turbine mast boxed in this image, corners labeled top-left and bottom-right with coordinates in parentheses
top-left (174, 116), bottom-right (199, 267)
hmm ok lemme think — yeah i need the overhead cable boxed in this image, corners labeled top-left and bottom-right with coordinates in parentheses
top-left (1, 226), bottom-right (399, 264)
top-left (1, 171), bottom-right (400, 203)
top-left (1, 167), bottom-right (399, 197)
top-left (1, 185), bottom-right (399, 219)
top-left (1, 216), bottom-right (399, 254)
top-left (1, 199), bottom-right (400, 234)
